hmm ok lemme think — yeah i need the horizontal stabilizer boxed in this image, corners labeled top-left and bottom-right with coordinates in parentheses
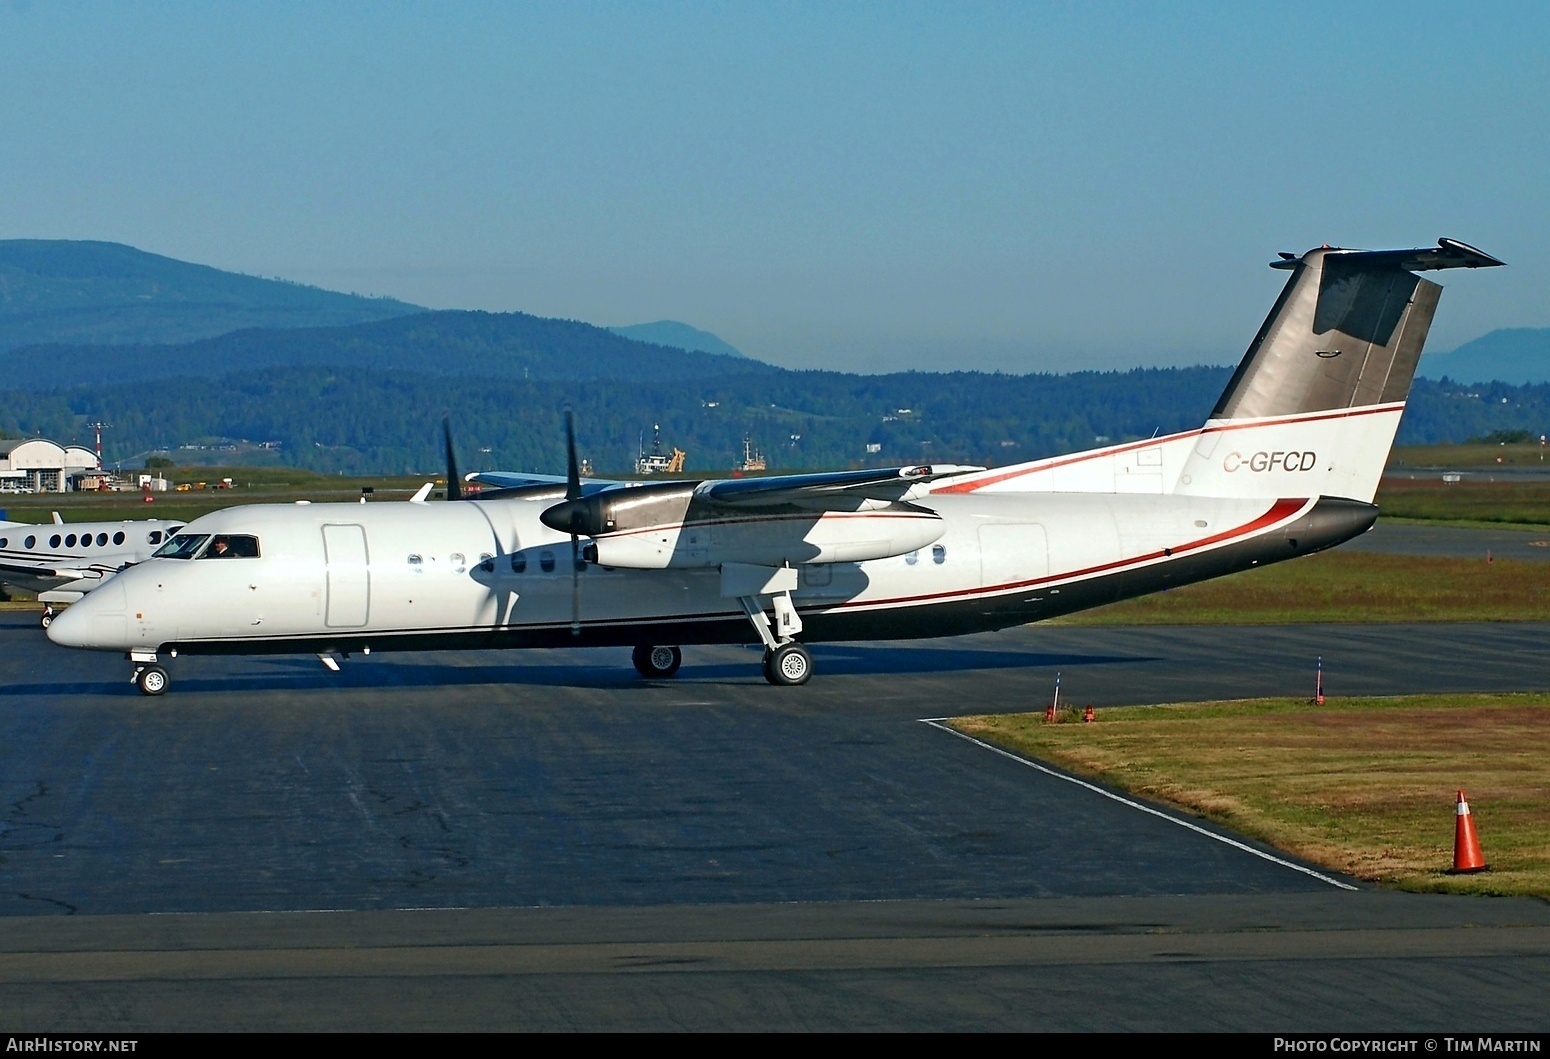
top-left (1271, 238), bottom-right (1505, 272)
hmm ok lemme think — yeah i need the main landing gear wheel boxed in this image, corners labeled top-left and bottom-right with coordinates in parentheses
top-left (39, 606), bottom-right (55, 630)
top-left (763, 642), bottom-right (812, 686)
top-left (632, 644), bottom-right (682, 679)
top-left (134, 664), bottom-right (169, 697)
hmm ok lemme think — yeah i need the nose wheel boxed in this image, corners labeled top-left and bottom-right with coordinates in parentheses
top-left (133, 663), bottom-right (170, 696)
top-left (762, 642), bottom-right (812, 686)
top-left (632, 644), bottom-right (682, 678)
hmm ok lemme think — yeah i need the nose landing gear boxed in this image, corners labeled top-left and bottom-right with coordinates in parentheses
top-left (127, 651), bottom-right (169, 696)
top-left (133, 663), bottom-right (169, 696)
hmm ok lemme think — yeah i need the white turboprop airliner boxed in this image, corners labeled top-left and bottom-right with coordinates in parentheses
top-left (0, 514), bottom-right (185, 627)
top-left (46, 239), bottom-right (1501, 695)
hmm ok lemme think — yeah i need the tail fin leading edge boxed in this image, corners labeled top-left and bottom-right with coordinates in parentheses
top-left (1174, 238), bottom-right (1502, 503)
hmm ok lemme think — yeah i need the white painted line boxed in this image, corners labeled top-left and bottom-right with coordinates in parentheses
top-left (919, 718), bottom-right (1358, 891)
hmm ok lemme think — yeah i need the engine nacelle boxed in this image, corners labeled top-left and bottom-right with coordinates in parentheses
top-left (587, 510), bottom-right (945, 570)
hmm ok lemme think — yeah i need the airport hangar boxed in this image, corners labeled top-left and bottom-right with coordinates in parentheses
top-left (0, 437), bottom-right (104, 493)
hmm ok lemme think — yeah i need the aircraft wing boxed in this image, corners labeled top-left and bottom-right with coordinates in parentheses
top-left (698, 464), bottom-right (984, 507)
top-left (466, 471), bottom-right (624, 497)
top-left (0, 559), bottom-right (114, 593)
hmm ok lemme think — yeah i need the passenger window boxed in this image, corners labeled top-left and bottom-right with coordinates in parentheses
top-left (97, 533), bottom-right (108, 546)
top-left (905, 550), bottom-right (918, 565)
top-left (451, 552), bottom-right (465, 571)
top-left (932, 544), bottom-right (947, 565)
top-left (408, 554), bottom-right (423, 570)
top-left (24, 535), bottom-right (35, 549)
top-left (49, 535), bottom-right (61, 548)
top-left (479, 554), bottom-right (495, 573)
top-left (0, 538), bottom-right (6, 548)
top-left (65, 534), bottom-right (77, 547)
top-left (511, 553), bottom-right (527, 573)
top-left (539, 551), bottom-right (555, 573)
top-left (112, 532), bottom-right (125, 546)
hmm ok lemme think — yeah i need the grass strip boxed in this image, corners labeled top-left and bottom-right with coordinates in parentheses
top-left (1051, 551), bottom-right (1550, 625)
top-left (1376, 478), bottom-right (1550, 527)
top-left (951, 694), bottom-right (1550, 897)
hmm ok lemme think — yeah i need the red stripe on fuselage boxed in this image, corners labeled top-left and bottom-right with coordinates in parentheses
top-left (827, 496), bottom-right (1312, 611)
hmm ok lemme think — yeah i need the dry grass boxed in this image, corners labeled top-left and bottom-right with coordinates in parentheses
top-left (1390, 442), bottom-right (1550, 469)
top-left (952, 694), bottom-right (1550, 897)
top-left (1376, 477), bottom-right (1550, 528)
top-left (1055, 551), bottom-right (1550, 625)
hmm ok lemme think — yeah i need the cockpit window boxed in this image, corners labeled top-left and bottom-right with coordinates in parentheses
top-left (198, 534), bottom-right (260, 559)
top-left (154, 533), bottom-right (209, 559)
top-left (148, 531), bottom-right (163, 545)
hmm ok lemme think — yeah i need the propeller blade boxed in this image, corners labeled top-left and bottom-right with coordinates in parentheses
top-left (442, 416), bottom-right (463, 501)
top-left (570, 534), bottom-right (581, 637)
top-left (564, 406), bottom-right (581, 502)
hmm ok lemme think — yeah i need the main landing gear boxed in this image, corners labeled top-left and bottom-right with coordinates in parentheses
top-left (632, 644), bottom-right (682, 679)
top-left (128, 651), bottom-right (170, 696)
top-left (736, 585), bottom-right (812, 687)
top-left (39, 605), bottom-right (55, 630)
top-left (762, 641), bottom-right (812, 686)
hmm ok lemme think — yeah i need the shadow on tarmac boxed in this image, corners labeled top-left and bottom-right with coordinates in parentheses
top-left (1, 643), bottom-right (1156, 697)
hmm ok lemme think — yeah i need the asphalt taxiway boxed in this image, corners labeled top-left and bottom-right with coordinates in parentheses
top-left (1345, 521), bottom-right (1550, 562)
top-left (2, 612), bottom-right (1547, 1029)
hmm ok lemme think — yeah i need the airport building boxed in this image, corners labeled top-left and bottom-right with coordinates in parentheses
top-left (0, 438), bottom-right (102, 493)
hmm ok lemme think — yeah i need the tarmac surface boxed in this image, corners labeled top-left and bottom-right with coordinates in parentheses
top-left (2, 602), bottom-right (1548, 1029)
top-left (1347, 520), bottom-right (1550, 562)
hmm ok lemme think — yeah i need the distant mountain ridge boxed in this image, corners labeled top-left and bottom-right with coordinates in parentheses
top-left (0, 239), bottom-right (421, 351)
top-left (1420, 327), bottom-right (1550, 385)
top-left (0, 309), bottom-right (775, 387)
top-left (606, 320), bottom-right (748, 359)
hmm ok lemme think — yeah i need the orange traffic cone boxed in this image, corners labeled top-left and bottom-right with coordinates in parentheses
top-left (1083, 704), bottom-right (1094, 723)
top-left (1452, 790), bottom-right (1487, 873)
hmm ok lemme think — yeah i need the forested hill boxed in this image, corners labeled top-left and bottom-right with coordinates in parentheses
top-left (0, 240), bottom-right (420, 351)
top-left (0, 309), bottom-right (777, 385)
top-left (4, 360), bottom-right (1546, 477)
top-left (0, 364), bottom-right (1230, 475)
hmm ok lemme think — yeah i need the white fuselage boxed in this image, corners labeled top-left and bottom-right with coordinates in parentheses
top-left (44, 487), bottom-right (1360, 655)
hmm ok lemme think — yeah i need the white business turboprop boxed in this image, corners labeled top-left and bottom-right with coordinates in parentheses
top-left (1, 514), bottom-right (186, 627)
top-left (47, 239), bottom-right (1501, 695)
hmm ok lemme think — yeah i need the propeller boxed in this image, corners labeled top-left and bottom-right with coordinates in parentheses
top-left (442, 417), bottom-right (463, 501)
top-left (563, 406), bottom-right (582, 636)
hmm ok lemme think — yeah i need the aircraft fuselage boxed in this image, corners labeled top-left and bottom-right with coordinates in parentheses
top-left (47, 490), bottom-right (1375, 658)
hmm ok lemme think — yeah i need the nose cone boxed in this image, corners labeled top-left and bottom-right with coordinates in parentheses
top-left (44, 599), bottom-right (93, 648)
top-left (46, 578), bottom-right (130, 651)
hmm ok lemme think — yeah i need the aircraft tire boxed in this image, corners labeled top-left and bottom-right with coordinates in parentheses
top-left (632, 644), bottom-right (682, 679)
top-left (135, 664), bottom-right (169, 697)
top-left (763, 643), bottom-right (812, 686)
top-left (39, 607), bottom-right (54, 630)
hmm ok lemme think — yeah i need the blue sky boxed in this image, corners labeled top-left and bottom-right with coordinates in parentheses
top-left (2, 1), bottom-right (1545, 371)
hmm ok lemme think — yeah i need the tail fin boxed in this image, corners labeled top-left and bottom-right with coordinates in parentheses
top-left (1174, 238), bottom-right (1502, 503)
